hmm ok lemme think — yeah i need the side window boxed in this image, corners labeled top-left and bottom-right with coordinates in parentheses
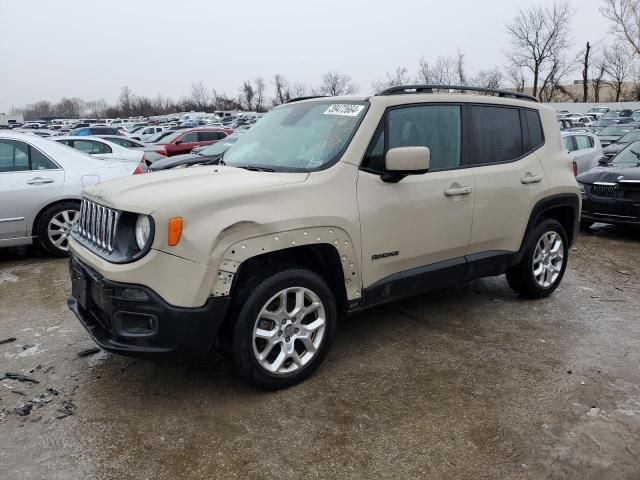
top-left (216, 132), bottom-right (228, 140)
top-left (0, 140), bottom-right (29, 172)
top-left (575, 135), bottom-right (593, 150)
top-left (363, 128), bottom-right (384, 172)
top-left (524, 110), bottom-right (544, 150)
top-left (198, 131), bottom-right (218, 141)
top-left (387, 105), bottom-right (462, 170)
top-left (73, 140), bottom-right (110, 154)
top-left (472, 106), bottom-right (523, 164)
top-left (563, 136), bottom-right (577, 152)
top-left (30, 146), bottom-right (58, 170)
top-left (182, 132), bottom-right (199, 143)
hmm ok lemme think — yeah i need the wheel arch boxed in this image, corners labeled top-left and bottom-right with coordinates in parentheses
top-left (211, 227), bottom-right (362, 312)
top-left (516, 193), bottom-right (580, 263)
top-left (31, 197), bottom-right (81, 236)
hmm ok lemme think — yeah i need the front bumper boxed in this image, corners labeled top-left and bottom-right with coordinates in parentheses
top-left (581, 196), bottom-right (640, 226)
top-left (67, 256), bottom-right (230, 361)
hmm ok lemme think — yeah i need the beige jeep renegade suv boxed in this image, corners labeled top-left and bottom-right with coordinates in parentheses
top-left (68, 85), bottom-right (580, 389)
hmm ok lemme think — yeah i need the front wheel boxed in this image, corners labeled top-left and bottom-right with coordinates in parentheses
top-left (506, 218), bottom-right (569, 299)
top-left (229, 267), bottom-right (337, 390)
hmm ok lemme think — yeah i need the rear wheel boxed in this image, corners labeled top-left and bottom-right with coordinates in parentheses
top-left (228, 267), bottom-right (337, 390)
top-left (506, 218), bottom-right (568, 299)
top-left (36, 202), bottom-right (80, 257)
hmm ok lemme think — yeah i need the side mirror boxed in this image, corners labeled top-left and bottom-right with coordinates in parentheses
top-left (597, 156), bottom-right (610, 166)
top-left (175, 139), bottom-right (183, 145)
top-left (382, 147), bottom-right (430, 183)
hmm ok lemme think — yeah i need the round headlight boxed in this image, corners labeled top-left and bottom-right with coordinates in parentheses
top-left (135, 215), bottom-right (151, 250)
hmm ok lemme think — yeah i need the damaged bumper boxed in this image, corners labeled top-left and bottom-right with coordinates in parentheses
top-left (67, 256), bottom-right (230, 361)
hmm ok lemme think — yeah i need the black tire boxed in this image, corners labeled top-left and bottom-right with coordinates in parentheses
top-left (228, 266), bottom-right (337, 390)
top-left (36, 202), bottom-right (80, 257)
top-left (506, 218), bottom-right (569, 299)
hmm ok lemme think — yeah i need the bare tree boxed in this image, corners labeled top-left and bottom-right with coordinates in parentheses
top-left (85, 99), bottom-right (108, 118)
top-left (56, 97), bottom-right (85, 118)
top-left (272, 74), bottom-right (291, 105)
top-left (601, 0), bottom-right (640, 55)
top-left (189, 81), bottom-right (210, 111)
top-left (238, 81), bottom-right (255, 111)
top-left (506, 67), bottom-right (527, 92)
top-left (416, 57), bottom-right (433, 83)
top-left (254, 77), bottom-right (266, 112)
top-left (456, 51), bottom-right (467, 85)
top-left (538, 54), bottom-right (577, 102)
top-left (603, 43), bottom-right (634, 101)
top-left (290, 82), bottom-right (307, 99)
top-left (505, 1), bottom-right (572, 98)
top-left (471, 68), bottom-right (504, 89)
top-left (372, 66), bottom-right (411, 92)
top-left (314, 71), bottom-right (357, 96)
top-left (590, 54), bottom-right (607, 102)
top-left (582, 42), bottom-right (592, 102)
top-left (118, 86), bottom-right (133, 117)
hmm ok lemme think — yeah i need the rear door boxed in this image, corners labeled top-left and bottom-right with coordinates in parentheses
top-left (178, 131), bottom-right (199, 153)
top-left (357, 104), bottom-right (475, 294)
top-left (0, 139), bottom-right (64, 240)
top-left (467, 106), bottom-right (548, 255)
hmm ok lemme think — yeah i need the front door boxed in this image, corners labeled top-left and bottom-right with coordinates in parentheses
top-left (0, 139), bottom-right (64, 240)
top-left (357, 104), bottom-right (474, 299)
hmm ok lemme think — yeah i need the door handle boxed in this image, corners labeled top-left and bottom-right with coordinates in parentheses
top-left (444, 186), bottom-right (473, 197)
top-left (27, 177), bottom-right (54, 185)
top-left (521, 174), bottom-right (542, 185)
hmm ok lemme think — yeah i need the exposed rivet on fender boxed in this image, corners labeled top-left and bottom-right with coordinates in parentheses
top-left (316, 237), bottom-right (321, 241)
top-left (350, 263), bottom-right (354, 269)
top-left (344, 241), bottom-right (349, 246)
top-left (342, 256), bottom-right (347, 262)
top-left (241, 245), bottom-right (246, 249)
top-left (303, 231), bottom-right (308, 236)
top-left (334, 240), bottom-right (338, 245)
top-left (291, 241), bottom-right (296, 245)
top-left (274, 236), bottom-right (279, 241)
top-left (329, 229), bottom-right (334, 234)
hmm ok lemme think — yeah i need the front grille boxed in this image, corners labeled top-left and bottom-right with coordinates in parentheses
top-left (77, 199), bottom-right (119, 253)
top-left (590, 183), bottom-right (617, 198)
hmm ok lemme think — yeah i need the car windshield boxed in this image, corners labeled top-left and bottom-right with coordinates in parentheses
top-left (589, 108), bottom-right (608, 113)
top-left (593, 119), bottom-right (616, 127)
top-left (223, 101), bottom-right (368, 172)
top-left (198, 137), bottom-right (239, 156)
top-left (598, 126), bottom-right (629, 136)
top-left (158, 130), bottom-right (188, 143)
top-left (603, 111), bottom-right (620, 118)
top-left (617, 132), bottom-right (640, 144)
top-left (612, 141), bottom-right (640, 166)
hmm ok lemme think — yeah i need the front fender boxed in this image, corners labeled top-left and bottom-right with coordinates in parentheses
top-left (210, 226), bottom-right (363, 302)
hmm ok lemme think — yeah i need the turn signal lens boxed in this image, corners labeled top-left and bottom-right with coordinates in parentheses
top-left (572, 161), bottom-right (577, 176)
top-left (168, 217), bottom-right (183, 246)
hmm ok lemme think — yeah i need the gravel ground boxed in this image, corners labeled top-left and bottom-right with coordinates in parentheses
top-left (0, 225), bottom-right (639, 480)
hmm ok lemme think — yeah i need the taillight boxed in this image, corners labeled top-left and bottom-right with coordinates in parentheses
top-left (133, 165), bottom-right (144, 175)
top-left (572, 161), bottom-right (577, 176)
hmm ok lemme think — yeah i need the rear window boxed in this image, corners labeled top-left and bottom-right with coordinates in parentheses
top-left (471, 106), bottom-right (523, 164)
top-left (524, 110), bottom-right (544, 150)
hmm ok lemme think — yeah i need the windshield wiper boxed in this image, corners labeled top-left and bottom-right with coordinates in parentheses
top-left (238, 165), bottom-right (275, 172)
top-left (629, 149), bottom-right (640, 162)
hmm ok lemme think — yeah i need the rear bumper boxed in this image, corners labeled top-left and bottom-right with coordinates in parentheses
top-left (67, 256), bottom-right (230, 361)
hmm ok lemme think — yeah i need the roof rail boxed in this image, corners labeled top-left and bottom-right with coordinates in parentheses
top-left (285, 95), bottom-right (327, 104)
top-left (377, 84), bottom-right (538, 103)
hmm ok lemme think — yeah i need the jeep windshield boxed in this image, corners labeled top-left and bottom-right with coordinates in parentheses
top-left (222, 100), bottom-right (368, 172)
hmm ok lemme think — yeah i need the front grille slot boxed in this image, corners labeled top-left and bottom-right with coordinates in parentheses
top-left (591, 184), bottom-right (617, 198)
top-left (77, 199), bottom-right (119, 253)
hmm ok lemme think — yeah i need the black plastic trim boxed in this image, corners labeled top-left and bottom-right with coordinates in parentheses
top-left (67, 256), bottom-right (230, 361)
top-left (377, 84), bottom-right (539, 103)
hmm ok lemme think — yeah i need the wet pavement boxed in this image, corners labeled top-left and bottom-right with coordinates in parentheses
top-left (1, 226), bottom-right (639, 480)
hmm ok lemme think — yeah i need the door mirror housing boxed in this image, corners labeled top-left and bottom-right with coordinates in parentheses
top-left (174, 139), bottom-right (183, 145)
top-left (382, 147), bottom-right (430, 183)
top-left (597, 156), bottom-right (610, 166)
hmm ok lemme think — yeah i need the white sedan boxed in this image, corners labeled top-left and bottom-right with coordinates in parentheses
top-left (52, 135), bottom-right (147, 170)
top-left (0, 132), bottom-right (140, 256)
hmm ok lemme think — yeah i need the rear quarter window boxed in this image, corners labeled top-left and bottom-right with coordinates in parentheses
top-left (471, 106), bottom-right (524, 164)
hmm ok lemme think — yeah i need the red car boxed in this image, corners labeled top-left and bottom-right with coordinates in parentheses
top-left (156, 128), bottom-right (230, 156)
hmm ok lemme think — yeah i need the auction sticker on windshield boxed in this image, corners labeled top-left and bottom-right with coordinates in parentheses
top-left (323, 104), bottom-right (365, 117)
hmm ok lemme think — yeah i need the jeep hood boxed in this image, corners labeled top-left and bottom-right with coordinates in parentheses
top-left (577, 165), bottom-right (640, 185)
top-left (83, 165), bottom-right (309, 214)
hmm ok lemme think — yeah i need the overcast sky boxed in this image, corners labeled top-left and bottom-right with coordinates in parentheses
top-left (0, 0), bottom-right (611, 112)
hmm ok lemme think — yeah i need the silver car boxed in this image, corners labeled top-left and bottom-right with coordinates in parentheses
top-left (0, 132), bottom-right (139, 256)
top-left (561, 131), bottom-right (603, 175)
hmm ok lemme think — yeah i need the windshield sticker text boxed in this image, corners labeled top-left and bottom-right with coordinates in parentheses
top-left (323, 104), bottom-right (365, 117)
